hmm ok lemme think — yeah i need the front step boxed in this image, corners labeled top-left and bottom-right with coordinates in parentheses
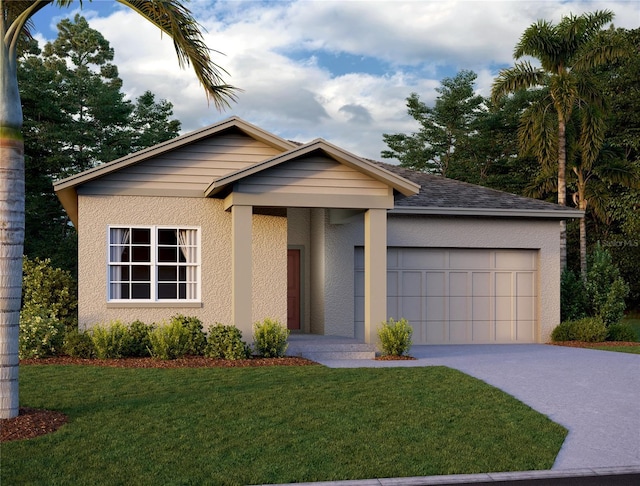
top-left (287, 340), bottom-right (376, 361)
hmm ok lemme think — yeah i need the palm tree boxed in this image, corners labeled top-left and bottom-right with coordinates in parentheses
top-left (491, 10), bottom-right (624, 270)
top-left (1, 0), bottom-right (237, 419)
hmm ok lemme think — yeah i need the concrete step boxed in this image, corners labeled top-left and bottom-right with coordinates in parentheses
top-left (287, 340), bottom-right (376, 361)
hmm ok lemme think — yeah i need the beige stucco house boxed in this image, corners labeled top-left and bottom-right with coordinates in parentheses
top-left (54, 117), bottom-right (581, 346)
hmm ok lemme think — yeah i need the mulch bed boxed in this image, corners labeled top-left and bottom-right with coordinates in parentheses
top-left (375, 355), bottom-right (416, 360)
top-left (1, 355), bottom-right (317, 443)
top-left (549, 341), bottom-right (639, 348)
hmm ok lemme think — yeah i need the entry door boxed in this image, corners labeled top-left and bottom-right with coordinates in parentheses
top-left (287, 249), bottom-right (301, 330)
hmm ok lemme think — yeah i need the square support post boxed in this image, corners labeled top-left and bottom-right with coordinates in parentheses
top-left (232, 205), bottom-right (253, 338)
top-left (364, 208), bottom-right (387, 345)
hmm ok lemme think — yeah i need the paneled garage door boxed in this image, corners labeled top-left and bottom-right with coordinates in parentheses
top-left (355, 248), bottom-right (538, 344)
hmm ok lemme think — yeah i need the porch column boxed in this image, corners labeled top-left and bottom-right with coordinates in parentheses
top-left (232, 205), bottom-right (253, 338)
top-left (364, 208), bottom-right (387, 345)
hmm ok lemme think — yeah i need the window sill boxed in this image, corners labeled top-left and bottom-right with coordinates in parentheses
top-left (106, 302), bottom-right (203, 309)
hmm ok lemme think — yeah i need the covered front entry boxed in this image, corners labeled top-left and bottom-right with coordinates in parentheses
top-left (355, 248), bottom-right (538, 344)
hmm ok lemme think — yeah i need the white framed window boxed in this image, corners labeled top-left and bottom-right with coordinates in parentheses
top-left (108, 226), bottom-right (200, 302)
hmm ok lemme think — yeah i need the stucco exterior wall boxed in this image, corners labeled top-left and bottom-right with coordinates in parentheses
top-left (324, 214), bottom-right (561, 343)
top-left (77, 195), bottom-right (286, 331)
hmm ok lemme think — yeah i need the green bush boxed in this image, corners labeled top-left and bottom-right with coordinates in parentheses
top-left (148, 320), bottom-right (192, 360)
top-left (378, 317), bottom-right (413, 356)
top-left (551, 317), bottom-right (607, 343)
top-left (91, 321), bottom-right (134, 359)
top-left (19, 308), bottom-right (65, 359)
top-left (22, 256), bottom-right (77, 333)
top-left (606, 323), bottom-right (638, 342)
top-left (586, 243), bottom-right (630, 326)
top-left (560, 268), bottom-right (587, 322)
top-left (253, 318), bottom-right (289, 358)
top-left (125, 320), bottom-right (153, 357)
top-left (205, 324), bottom-right (250, 360)
top-left (63, 329), bottom-right (95, 358)
top-left (169, 314), bottom-right (207, 355)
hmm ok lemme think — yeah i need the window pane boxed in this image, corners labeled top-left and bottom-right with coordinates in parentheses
top-left (131, 265), bottom-right (150, 282)
top-left (131, 228), bottom-right (151, 244)
top-left (157, 229), bottom-right (177, 245)
top-left (110, 265), bottom-right (129, 281)
top-left (131, 283), bottom-right (151, 299)
top-left (178, 266), bottom-right (187, 281)
top-left (132, 246), bottom-right (150, 262)
top-left (179, 283), bottom-right (186, 299)
top-left (158, 266), bottom-right (177, 282)
top-left (158, 247), bottom-right (177, 262)
top-left (110, 283), bottom-right (130, 299)
top-left (110, 246), bottom-right (129, 263)
top-left (158, 283), bottom-right (177, 299)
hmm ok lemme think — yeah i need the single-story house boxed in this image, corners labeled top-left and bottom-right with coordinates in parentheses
top-left (54, 116), bottom-right (582, 345)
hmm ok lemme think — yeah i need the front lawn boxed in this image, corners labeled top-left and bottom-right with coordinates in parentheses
top-left (2, 365), bottom-right (567, 485)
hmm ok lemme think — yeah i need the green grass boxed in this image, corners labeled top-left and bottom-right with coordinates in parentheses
top-left (590, 345), bottom-right (640, 354)
top-left (2, 365), bottom-right (567, 485)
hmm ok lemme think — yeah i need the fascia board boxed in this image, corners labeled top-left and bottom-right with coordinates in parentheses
top-left (390, 206), bottom-right (585, 219)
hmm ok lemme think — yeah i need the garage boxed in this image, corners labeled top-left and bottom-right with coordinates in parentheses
top-left (355, 247), bottom-right (538, 344)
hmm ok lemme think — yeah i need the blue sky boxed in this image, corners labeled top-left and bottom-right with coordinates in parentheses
top-left (29, 0), bottom-right (640, 160)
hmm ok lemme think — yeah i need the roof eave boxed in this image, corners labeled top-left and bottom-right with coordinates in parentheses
top-left (390, 206), bottom-right (585, 219)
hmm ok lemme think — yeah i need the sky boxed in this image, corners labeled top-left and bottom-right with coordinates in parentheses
top-left (30, 0), bottom-right (640, 161)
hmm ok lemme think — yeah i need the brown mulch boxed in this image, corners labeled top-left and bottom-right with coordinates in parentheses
top-left (19, 355), bottom-right (318, 368)
top-left (375, 355), bottom-right (417, 360)
top-left (549, 341), bottom-right (640, 348)
top-left (1, 355), bottom-right (317, 443)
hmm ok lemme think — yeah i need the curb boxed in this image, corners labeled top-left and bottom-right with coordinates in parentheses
top-left (259, 466), bottom-right (640, 485)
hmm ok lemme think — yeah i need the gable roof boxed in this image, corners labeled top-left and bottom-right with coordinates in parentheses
top-left (205, 138), bottom-right (420, 198)
top-left (373, 161), bottom-right (583, 219)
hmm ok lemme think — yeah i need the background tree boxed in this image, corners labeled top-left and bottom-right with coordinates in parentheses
top-left (18, 17), bottom-right (182, 275)
top-left (1, 0), bottom-right (237, 419)
top-left (491, 10), bottom-right (624, 270)
top-left (382, 70), bottom-right (485, 178)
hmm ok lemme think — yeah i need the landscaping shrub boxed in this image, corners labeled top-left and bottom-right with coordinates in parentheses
top-left (22, 256), bottom-right (77, 333)
top-left (125, 320), bottom-right (153, 357)
top-left (560, 268), bottom-right (587, 322)
top-left (378, 317), bottom-right (413, 356)
top-left (19, 308), bottom-right (65, 359)
top-left (169, 314), bottom-right (207, 355)
top-left (148, 320), bottom-right (192, 360)
top-left (606, 323), bottom-right (638, 342)
top-left (63, 329), bottom-right (95, 358)
top-left (253, 318), bottom-right (289, 358)
top-left (586, 243), bottom-right (630, 326)
top-left (91, 321), bottom-right (134, 359)
top-left (205, 324), bottom-right (250, 360)
top-left (551, 317), bottom-right (607, 343)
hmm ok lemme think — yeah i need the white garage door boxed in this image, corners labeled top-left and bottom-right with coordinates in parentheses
top-left (355, 248), bottom-right (538, 344)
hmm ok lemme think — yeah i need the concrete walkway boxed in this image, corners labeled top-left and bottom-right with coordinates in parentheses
top-left (314, 345), bottom-right (640, 471)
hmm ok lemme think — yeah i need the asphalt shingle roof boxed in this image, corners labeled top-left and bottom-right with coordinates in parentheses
top-left (372, 161), bottom-right (575, 213)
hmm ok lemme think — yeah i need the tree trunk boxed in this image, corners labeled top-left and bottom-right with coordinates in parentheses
top-left (558, 117), bottom-right (567, 270)
top-left (0, 34), bottom-right (24, 419)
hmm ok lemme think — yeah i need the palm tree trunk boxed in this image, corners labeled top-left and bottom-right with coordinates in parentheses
top-left (0, 35), bottom-right (24, 419)
top-left (558, 117), bottom-right (567, 270)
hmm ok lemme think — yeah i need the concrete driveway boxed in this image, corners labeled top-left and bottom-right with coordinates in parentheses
top-left (316, 344), bottom-right (640, 470)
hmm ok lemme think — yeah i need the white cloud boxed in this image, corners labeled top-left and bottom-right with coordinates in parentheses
top-left (62, 0), bottom-right (638, 161)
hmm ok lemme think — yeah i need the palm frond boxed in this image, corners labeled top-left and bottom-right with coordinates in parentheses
top-left (491, 61), bottom-right (545, 103)
top-left (518, 99), bottom-right (557, 166)
top-left (514, 19), bottom-right (558, 62)
top-left (578, 104), bottom-right (606, 167)
top-left (118, 0), bottom-right (238, 110)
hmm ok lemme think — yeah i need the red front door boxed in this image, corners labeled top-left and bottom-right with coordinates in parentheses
top-left (287, 249), bottom-right (301, 330)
